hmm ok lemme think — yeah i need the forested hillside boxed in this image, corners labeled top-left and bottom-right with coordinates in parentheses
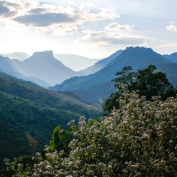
top-left (0, 72), bottom-right (102, 170)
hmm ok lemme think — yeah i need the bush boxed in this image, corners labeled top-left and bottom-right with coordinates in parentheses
top-left (3, 90), bottom-right (177, 176)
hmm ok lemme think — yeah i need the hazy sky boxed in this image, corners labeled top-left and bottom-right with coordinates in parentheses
top-left (0, 0), bottom-right (177, 58)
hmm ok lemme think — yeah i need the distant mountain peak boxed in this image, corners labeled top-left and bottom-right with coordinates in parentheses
top-left (31, 50), bottom-right (54, 60)
top-left (124, 46), bottom-right (156, 54)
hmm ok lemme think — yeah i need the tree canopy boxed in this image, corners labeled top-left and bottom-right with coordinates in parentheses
top-left (103, 65), bottom-right (177, 113)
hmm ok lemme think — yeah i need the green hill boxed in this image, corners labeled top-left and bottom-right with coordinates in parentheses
top-left (0, 72), bottom-right (102, 170)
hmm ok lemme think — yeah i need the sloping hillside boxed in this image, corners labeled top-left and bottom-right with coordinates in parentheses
top-left (11, 51), bottom-right (76, 86)
top-left (0, 73), bottom-right (102, 170)
top-left (0, 55), bottom-right (50, 87)
top-left (77, 50), bottom-right (123, 76)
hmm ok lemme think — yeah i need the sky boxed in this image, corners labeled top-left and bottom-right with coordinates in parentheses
top-left (0, 0), bottom-right (177, 59)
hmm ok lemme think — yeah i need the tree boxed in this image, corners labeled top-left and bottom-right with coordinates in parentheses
top-left (103, 65), bottom-right (177, 113)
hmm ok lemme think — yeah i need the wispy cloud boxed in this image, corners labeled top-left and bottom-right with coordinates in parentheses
top-left (75, 30), bottom-right (151, 47)
top-left (105, 22), bottom-right (133, 31)
top-left (154, 43), bottom-right (177, 48)
top-left (53, 24), bottom-right (78, 35)
top-left (153, 43), bottom-right (177, 54)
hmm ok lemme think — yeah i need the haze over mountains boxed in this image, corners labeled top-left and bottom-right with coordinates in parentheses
top-left (51, 47), bottom-right (177, 104)
top-left (1, 52), bottom-right (99, 72)
top-left (0, 51), bottom-right (101, 86)
top-left (77, 50), bottom-right (123, 76)
top-left (0, 47), bottom-right (177, 94)
top-left (0, 50), bottom-right (124, 86)
top-left (11, 51), bottom-right (76, 86)
top-left (54, 54), bottom-right (98, 71)
top-left (1, 52), bottom-right (30, 60)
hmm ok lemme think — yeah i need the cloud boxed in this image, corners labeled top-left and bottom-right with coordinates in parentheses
top-left (14, 6), bottom-right (119, 26)
top-left (154, 43), bottom-right (177, 48)
top-left (0, 0), bottom-right (120, 35)
top-left (75, 30), bottom-right (151, 47)
top-left (28, 8), bottom-right (47, 14)
top-left (166, 23), bottom-right (177, 32)
top-left (170, 21), bottom-right (175, 24)
top-left (14, 13), bottom-right (78, 27)
top-left (153, 43), bottom-right (177, 54)
top-left (105, 22), bottom-right (132, 31)
top-left (0, 1), bottom-right (17, 17)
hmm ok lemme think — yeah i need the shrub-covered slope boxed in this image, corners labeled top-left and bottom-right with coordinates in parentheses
top-left (4, 91), bottom-right (177, 176)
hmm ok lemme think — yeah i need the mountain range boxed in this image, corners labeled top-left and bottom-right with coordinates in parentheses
top-left (11, 51), bottom-right (76, 86)
top-left (1, 47), bottom-right (177, 101)
top-left (0, 50), bottom-right (125, 86)
top-left (51, 47), bottom-right (177, 104)
top-left (0, 46), bottom-right (177, 170)
top-left (0, 51), bottom-right (103, 86)
top-left (0, 52), bottom-right (30, 60)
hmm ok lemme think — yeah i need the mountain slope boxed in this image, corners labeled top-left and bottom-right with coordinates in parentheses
top-left (163, 52), bottom-right (177, 63)
top-left (73, 81), bottom-right (115, 104)
top-left (0, 55), bottom-right (21, 77)
top-left (77, 50), bottom-right (123, 76)
top-left (11, 51), bottom-right (76, 86)
top-left (54, 54), bottom-right (98, 71)
top-left (0, 73), bottom-right (102, 170)
top-left (0, 55), bottom-right (49, 87)
top-left (51, 47), bottom-right (177, 103)
top-left (0, 72), bottom-right (101, 114)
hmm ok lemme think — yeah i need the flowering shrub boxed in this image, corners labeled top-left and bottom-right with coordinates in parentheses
top-left (3, 91), bottom-right (177, 176)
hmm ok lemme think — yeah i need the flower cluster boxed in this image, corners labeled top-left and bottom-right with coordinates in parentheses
top-left (4, 91), bottom-right (177, 176)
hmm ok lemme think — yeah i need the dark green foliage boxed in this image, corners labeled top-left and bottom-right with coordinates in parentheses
top-left (50, 125), bottom-right (77, 154)
top-left (103, 65), bottom-right (177, 113)
top-left (48, 118), bottom-right (101, 157)
top-left (0, 91), bottom-right (80, 169)
top-left (0, 74), bottom-right (102, 170)
top-left (0, 73), bottom-right (101, 117)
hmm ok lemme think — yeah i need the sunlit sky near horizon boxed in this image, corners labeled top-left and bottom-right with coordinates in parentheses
top-left (0, 0), bottom-right (177, 59)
